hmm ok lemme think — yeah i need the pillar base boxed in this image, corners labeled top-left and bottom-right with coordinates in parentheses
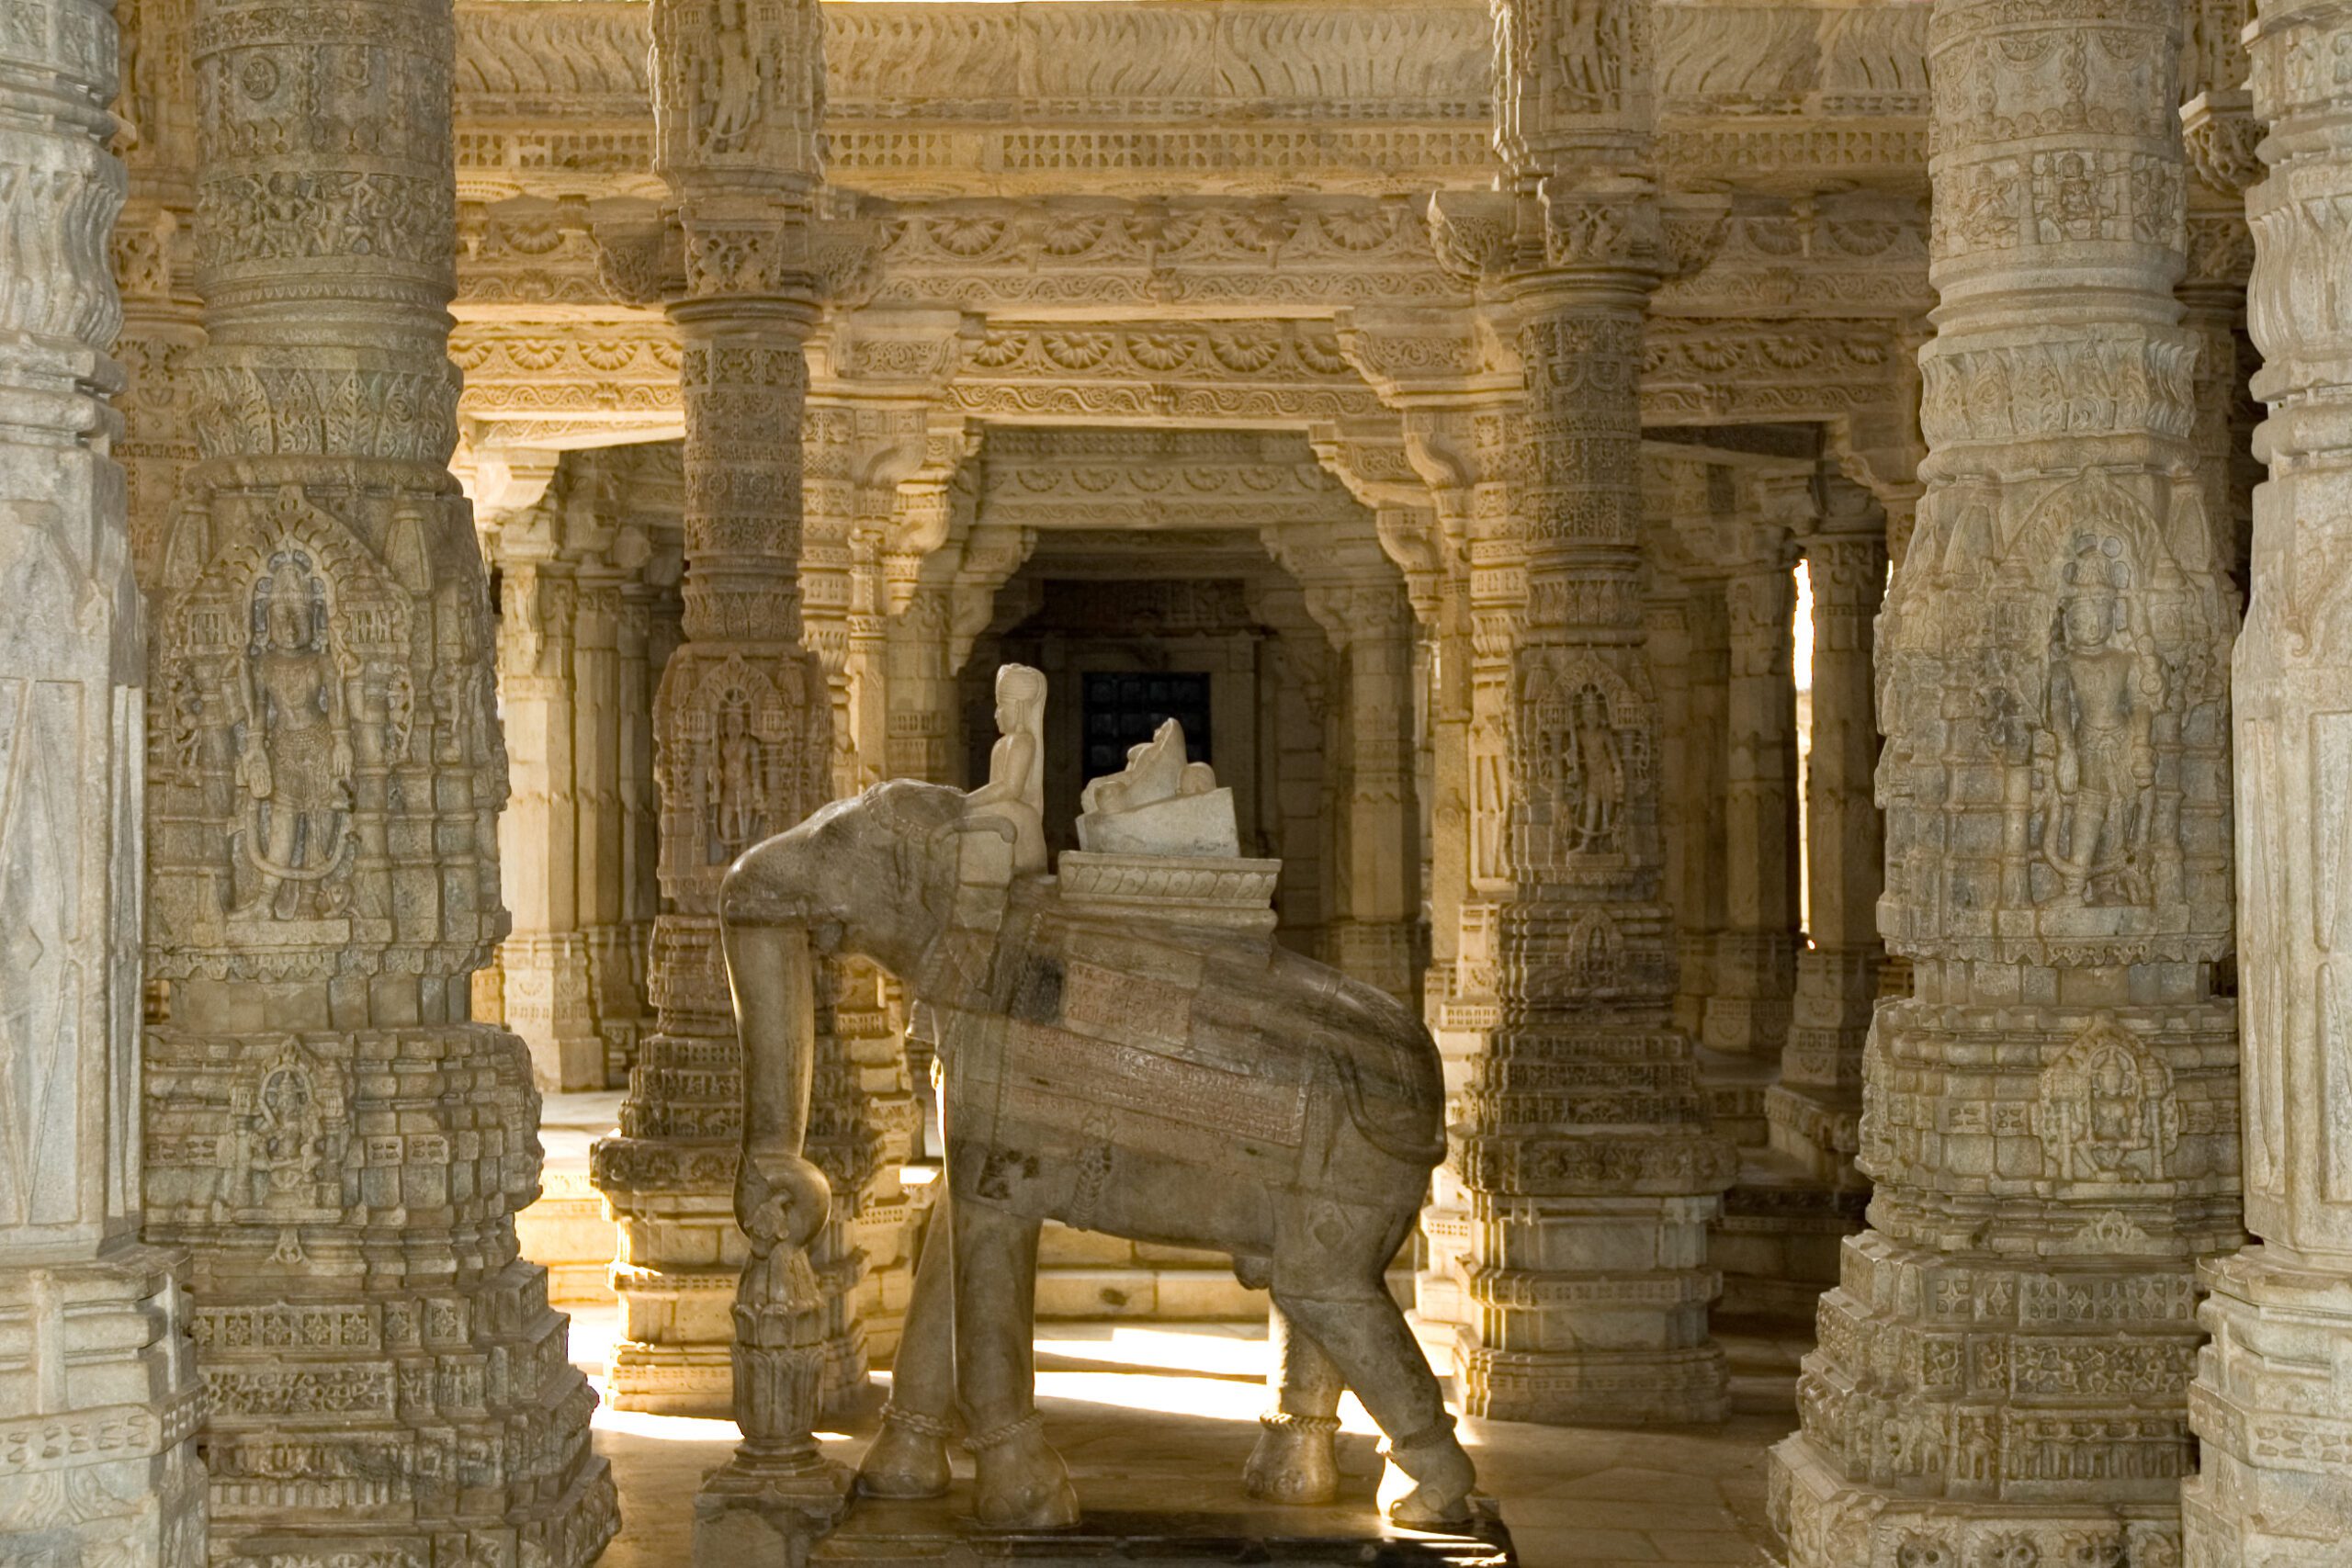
top-left (1771, 1230), bottom-right (2205, 1567)
top-left (1458, 1340), bottom-right (1727, 1427)
top-left (694, 1457), bottom-right (854, 1566)
top-left (195, 1259), bottom-right (617, 1568)
top-left (1772, 1436), bottom-right (2178, 1568)
top-left (607, 1302), bottom-right (741, 1418)
top-left (1761, 1082), bottom-right (1863, 1188)
top-left (503, 932), bottom-right (609, 1092)
top-left (0, 1247), bottom-right (207, 1567)
top-left (2185, 1247), bottom-right (2352, 1566)
top-left (1331, 919), bottom-right (1420, 1006)
top-left (594, 1129), bottom-right (743, 1416)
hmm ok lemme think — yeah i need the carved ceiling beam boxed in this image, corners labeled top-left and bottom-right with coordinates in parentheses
top-left (451, 0), bottom-right (1939, 203)
top-left (452, 309), bottom-right (1923, 462)
top-left (452, 191), bottom-right (1946, 327)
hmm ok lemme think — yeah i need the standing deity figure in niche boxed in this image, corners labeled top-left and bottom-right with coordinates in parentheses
top-left (715, 702), bottom-right (764, 860)
top-left (1564, 685), bottom-right (1623, 853)
top-left (233, 554), bottom-right (354, 920)
top-left (2039, 538), bottom-right (2157, 907)
top-left (695, 0), bottom-right (777, 155)
top-left (1470, 712), bottom-right (1507, 882)
top-left (963, 662), bottom-right (1046, 874)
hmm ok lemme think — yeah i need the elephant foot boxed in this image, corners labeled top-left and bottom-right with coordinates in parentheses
top-left (1380, 1416), bottom-right (1476, 1531)
top-left (1243, 1411), bottom-right (1340, 1506)
top-left (857, 1404), bottom-right (954, 1499)
top-left (968, 1412), bottom-right (1080, 1529)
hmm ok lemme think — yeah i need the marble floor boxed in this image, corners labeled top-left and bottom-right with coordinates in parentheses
top-left (568, 1303), bottom-right (1805, 1568)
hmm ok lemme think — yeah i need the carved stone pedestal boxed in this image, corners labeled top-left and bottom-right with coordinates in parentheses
top-left (694, 1463), bottom-right (854, 1567)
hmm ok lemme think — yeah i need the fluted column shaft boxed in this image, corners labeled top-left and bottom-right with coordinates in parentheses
top-left (1771, 0), bottom-right (2241, 1559)
top-left (0, 4), bottom-right (207, 1561)
top-left (2186, 0), bottom-right (2352, 1555)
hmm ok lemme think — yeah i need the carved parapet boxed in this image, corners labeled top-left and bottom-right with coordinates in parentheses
top-left (1057, 852), bottom-right (1282, 933)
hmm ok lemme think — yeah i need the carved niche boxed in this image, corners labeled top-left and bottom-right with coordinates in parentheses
top-left (1510, 649), bottom-right (1655, 874)
top-left (2035, 1012), bottom-right (2178, 1182)
top-left (1880, 468), bottom-right (2232, 964)
top-left (150, 485), bottom-right (504, 976)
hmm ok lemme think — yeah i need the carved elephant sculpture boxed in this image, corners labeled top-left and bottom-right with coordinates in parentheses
top-left (719, 779), bottom-right (1477, 1529)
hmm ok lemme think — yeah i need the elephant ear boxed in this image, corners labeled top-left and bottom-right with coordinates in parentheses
top-left (939, 818), bottom-right (1017, 933)
top-left (867, 780), bottom-right (1008, 933)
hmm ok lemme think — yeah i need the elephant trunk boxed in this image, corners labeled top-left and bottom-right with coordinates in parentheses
top-left (718, 846), bottom-right (831, 1254)
top-left (716, 854), bottom-right (844, 1482)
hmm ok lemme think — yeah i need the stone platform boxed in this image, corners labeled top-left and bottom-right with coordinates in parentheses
top-left (582, 1312), bottom-right (1797, 1568)
top-left (790, 1495), bottom-right (1510, 1566)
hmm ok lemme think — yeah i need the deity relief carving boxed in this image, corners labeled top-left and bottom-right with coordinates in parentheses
top-left (2036, 1013), bottom-right (2178, 1181)
top-left (223, 1037), bottom-right (351, 1251)
top-left (231, 551), bottom-right (356, 920)
top-left (152, 489), bottom-right (444, 959)
top-left (1514, 653), bottom-right (1645, 870)
top-left (656, 652), bottom-right (831, 891)
top-left (653, 0), bottom-right (825, 179)
top-left (2033, 536), bottom-right (2162, 908)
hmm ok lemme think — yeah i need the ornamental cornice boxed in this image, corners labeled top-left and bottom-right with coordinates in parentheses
top-left (451, 308), bottom-right (1919, 453)
top-left (451, 0), bottom-right (1933, 201)
top-left (1643, 318), bottom-right (1907, 425)
top-left (450, 189), bottom-right (1938, 329)
top-left (978, 427), bottom-right (1362, 533)
top-left (862, 196), bottom-right (1468, 314)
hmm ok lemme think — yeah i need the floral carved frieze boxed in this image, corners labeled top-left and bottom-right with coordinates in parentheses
top-left (450, 0), bottom-right (1943, 200)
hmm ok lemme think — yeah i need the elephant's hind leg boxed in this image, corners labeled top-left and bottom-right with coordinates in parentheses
top-left (857, 1190), bottom-right (956, 1499)
top-left (953, 1197), bottom-right (1080, 1529)
top-left (1243, 1304), bottom-right (1343, 1506)
top-left (1268, 1286), bottom-right (1476, 1530)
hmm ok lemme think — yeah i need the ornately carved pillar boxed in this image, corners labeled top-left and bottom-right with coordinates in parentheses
top-left (1663, 472), bottom-right (1731, 1045)
top-left (487, 469), bottom-right (654, 1092)
top-left (1771, 0), bottom-right (2241, 1559)
top-left (1453, 0), bottom-right (1736, 1423)
top-left (0, 4), bottom-right (206, 1561)
top-left (2184, 0), bottom-right (2352, 1555)
top-left (592, 0), bottom-right (839, 1418)
top-left (1673, 476), bottom-right (1801, 1156)
top-left (113, 0), bottom-right (201, 587)
top-left (141, 0), bottom-right (615, 1555)
top-left (1766, 476), bottom-right (1887, 1186)
top-left (1709, 479), bottom-right (1801, 1071)
top-left (493, 516), bottom-right (597, 1090)
top-left (1275, 539), bottom-right (1421, 1005)
top-left (616, 533), bottom-right (683, 1082)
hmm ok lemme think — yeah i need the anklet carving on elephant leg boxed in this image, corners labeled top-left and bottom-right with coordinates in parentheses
top-left (963, 1412), bottom-right (1046, 1453)
top-left (882, 1402), bottom-right (956, 1441)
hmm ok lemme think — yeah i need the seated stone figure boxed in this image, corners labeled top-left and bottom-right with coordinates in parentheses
top-left (717, 665), bottom-right (1477, 1535)
top-left (1076, 716), bottom-right (1238, 857)
top-left (961, 662), bottom-right (1048, 875)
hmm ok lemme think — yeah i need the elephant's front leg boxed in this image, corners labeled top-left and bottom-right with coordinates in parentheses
top-left (1243, 1303), bottom-right (1342, 1505)
top-left (856, 1190), bottom-right (957, 1499)
top-left (953, 1197), bottom-right (1079, 1529)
